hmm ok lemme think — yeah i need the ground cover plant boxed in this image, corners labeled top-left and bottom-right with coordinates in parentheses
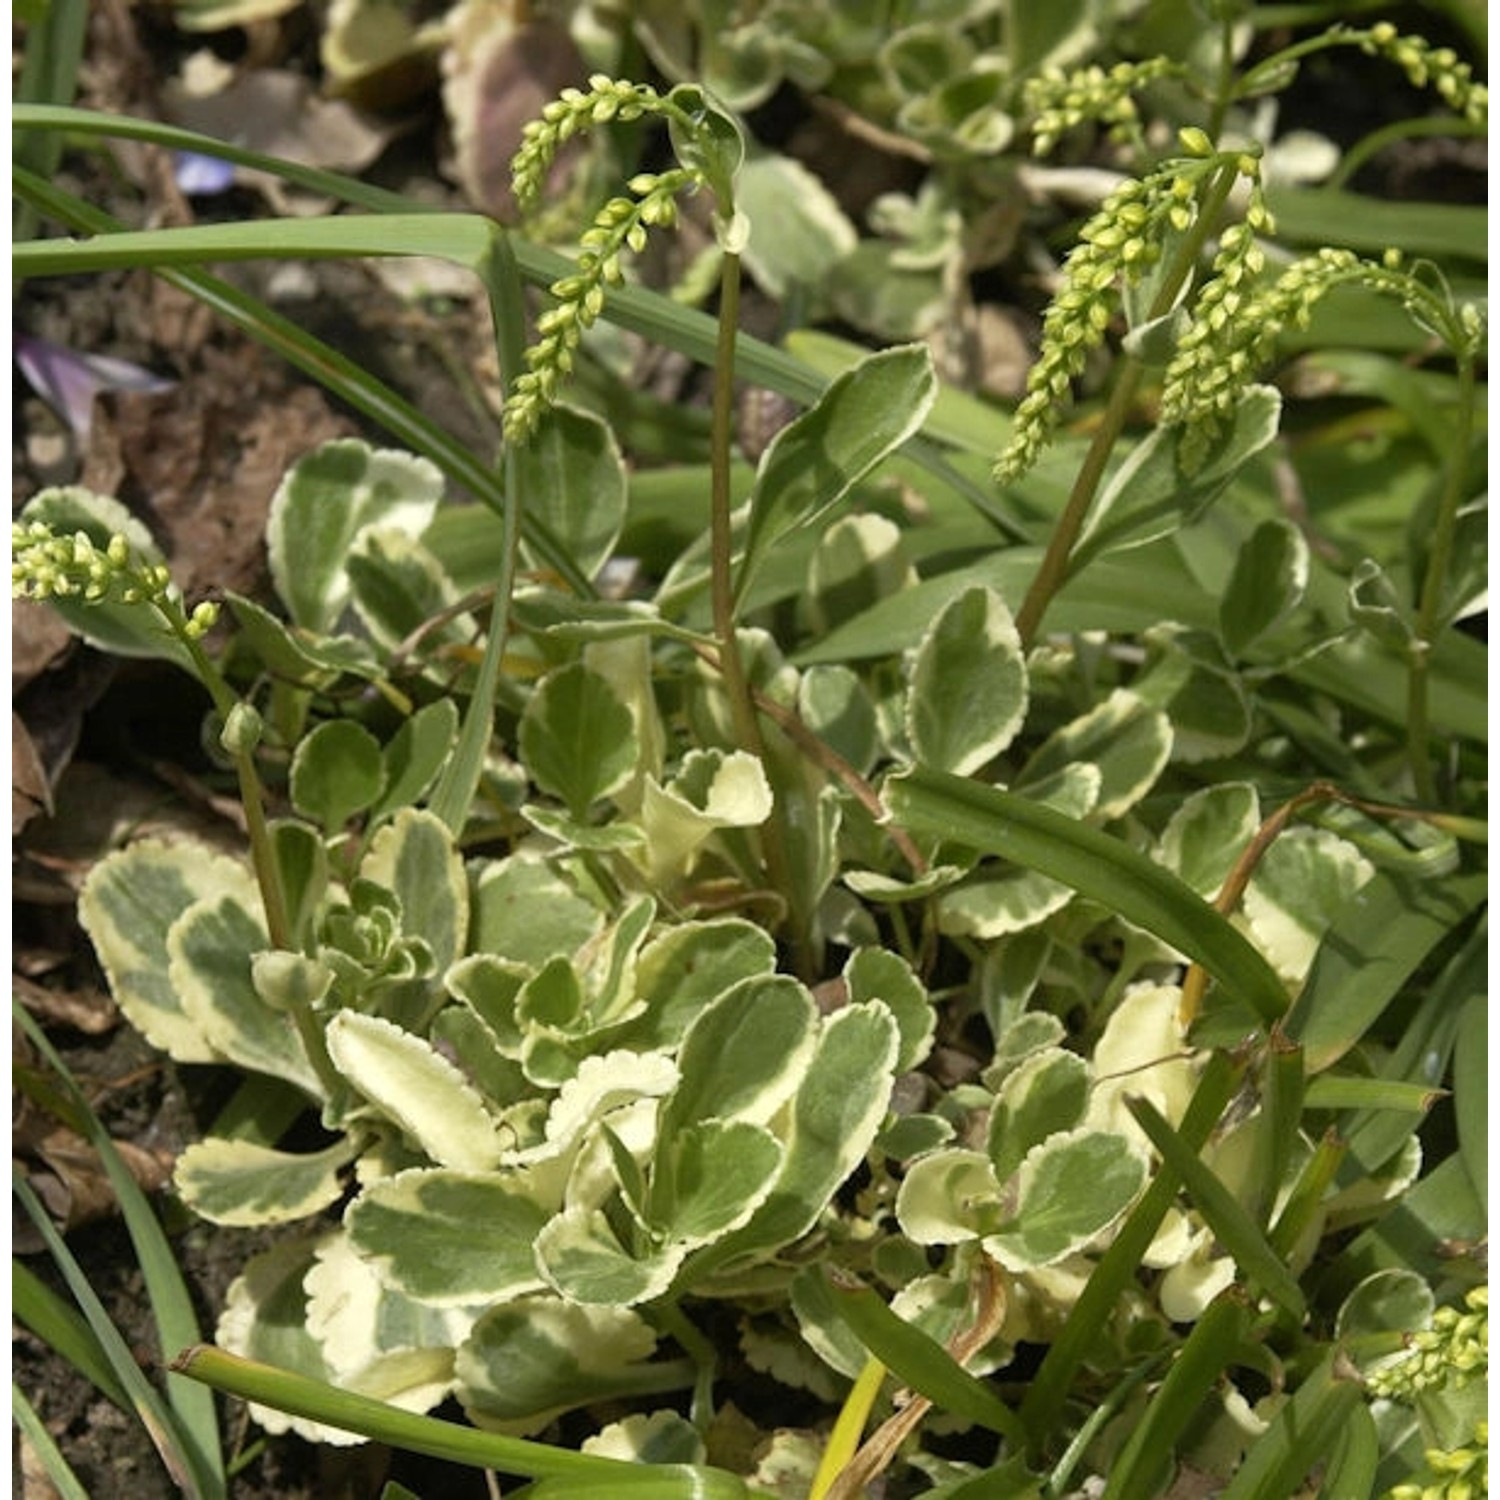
top-left (11, 1), bottom-right (1488, 1497)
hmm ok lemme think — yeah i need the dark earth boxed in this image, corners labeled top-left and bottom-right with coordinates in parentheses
top-left (12, 1), bottom-right (1485, 1495)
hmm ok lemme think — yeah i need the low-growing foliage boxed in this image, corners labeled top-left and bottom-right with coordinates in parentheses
top-left (12, 2), bottom-right (1487, 1497)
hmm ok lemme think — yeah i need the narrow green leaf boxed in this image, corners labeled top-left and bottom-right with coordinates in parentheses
top-left (1451, 989), bottom-right (1486, 1211)
top-left (1018, 1050), bottom-right (1243, 1453)
top-left (1125, 1096), bottom-right (1305, 1320)
top-left (1101, 1294), bottom-right (1252, 1500)
top-left (13, 1260), bottom-right (131, 1411)
top-left (818, 1270), bottom-right (1026, 1447)
top-left (1215, 1351), bottom-right (1364, 1500)
top-left (175, 1341), bottom-right (697, 1485)
top-left (1283, 869), bottom-right (1487, 1072)
top-left (13, 1173), bottom-right (217, 1500)
top-left (11, 1383), bottom-right (91, 1500)
top-left (885, 767), bottom-right (1288, 1026)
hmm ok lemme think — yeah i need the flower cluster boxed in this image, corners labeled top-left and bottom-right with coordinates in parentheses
top-left (1360, 24), bottom-right (1488, 129)
top-left (1385, 1421), bottom-right (1487, 1500)
top-left (12, 520), bottom-right (218, 637)
top-left (1154, 161), bottom-right (1278, 471)
top-left (993, 162), bottom-right (1196, 485)
top-left (1024, 57), bottom-right (1183, 157)
top-left (504, 167), bottom-right (700, 446)
top-left (510, 76), bottom-right (669, 213)
top-left (1368, 1285), bottom-right (1489, 1401)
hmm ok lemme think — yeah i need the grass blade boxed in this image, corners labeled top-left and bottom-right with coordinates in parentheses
top-left (13, 1173), bottom-right (217, 1499)
top-left (171, 1344), bottom-right (741, 1493)
top-left (1099, 1294), bottom-right (1252, 1500)
top-left (1215, 1351), bottom-right (1363, 1500)
top-left (14, 1002), bottom-right (225, 1496)
top-left (816, 1270), bottom-right (1025, 1447)
top-left (1018, 1049), bottom-right (1242, 1454)
top-left (12, 1381), bottom-right (92, 1500)
top-left (13, 1258), bottom-right (131, 1410)
top-left (1126, 1095), bottom-right (1305, 1321)
top-left (884, 766), bottom-right (1288, 1026)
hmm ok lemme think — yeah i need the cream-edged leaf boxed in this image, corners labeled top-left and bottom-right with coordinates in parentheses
top-left (345, 1167), bottom-right (551, 1304)
top-left (175, 1135), bottom-right (361, 1226)
top-left (78, 839), bottom-right (259, 1063)
top-left (325, 1012), bottom-right (504, 1170)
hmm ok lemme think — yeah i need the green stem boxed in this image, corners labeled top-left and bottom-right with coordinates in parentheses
top-left (1406, 353), bottom-right (1476, 803)
top-left (175, 621), bottom-right (292, 951)
top-left (708, 250), bottom-right (804, 964)
top-left (1014, 160), bottom-right (1242, 649)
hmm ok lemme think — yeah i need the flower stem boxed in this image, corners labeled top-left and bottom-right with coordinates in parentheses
top-left (708, 249), bottom-right (806, 967)
top-left (1014, 158), bottom-right (1242, 650)
top-left (1406, 352), bottom-right (1477, 803)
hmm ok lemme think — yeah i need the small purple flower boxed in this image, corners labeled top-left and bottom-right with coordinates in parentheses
top-left (15, 332), bottom-right (177, 442)
top-left (173, 150), bottom-right (237, 197)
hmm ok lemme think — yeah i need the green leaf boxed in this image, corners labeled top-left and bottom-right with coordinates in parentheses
top-left (886, 767), bottom-right (1289, 1027)
top-left (455, 1299), bottom-right (678, 1434)
top-left (345, 528), bottom-right (460, 655)
top-left (651, 1118), bottom-right (783, 1245)
top-left (896, 1149), bottom-right (999, 1245)
top-left (167, 892), bottom-right (322, 1096)
top-left (17, 488), bottom-right (195, 669)
top-left (325, 1013), bottom-right (505, 1171)
top-left (175, 1136), bottom-right (360, 1226)
top-left (1074, 386), bottom-right (1282, 565)
top-left (289, 719), bottom-right (386, 830)
top-left (360, 808), bottom-right (469, 977)
top-left (798, 663), bottom-right (881, 777)
top-left (345, 1169), bottom-right (551, 1304)
top-left (635, 749), bottom-right (774, 885)
top-left (1215, 1351), bottom-right (1363, 1500)
top-left (623, 919), bottom-right (778, 1051)
top-left (78, 838), bottom-right (259, 1063)
top-left (224, 591), bottom-right (381, 686)
top-left (983, 1128), bottom-right (1146, 1272)
top-left (267, 439), bottom-right (445, 633)
top-left (369, 699), bottom-right (460, 824)
top-left (1133, 625), bottom-right (1251, 763)
top-left (1451, 989), bottom-right (1486, 1211)
top-left (936, 867), bottom-right (1075, 940)
top-left (661, 978), bottom-right (817, 1137)
top-left (906, 585), bottom-right (1028, 776)
top-left (468, 856), bottom-right (601, 970)
top-left (525, 404), bottom-right (628, 582)
top-left (987, 1048), bottom-right (1090, 1182)
top-left (844, 947), bottom-right (934, 1074)
top-left (1156, 783), bottom-right (1260, 901)
top-left (1219, 519), bottom-right (1310, 656)
top-left (736, 344), bottom-right (937, 602)
top-left (520, 663), bottom-right (639, 820)
top-left (1019, 689), bottom-right (1172, 821)
top-left (736, 147), bottom-right (857, 302)
top-left (708, 1003), bottom-right (899, 1265)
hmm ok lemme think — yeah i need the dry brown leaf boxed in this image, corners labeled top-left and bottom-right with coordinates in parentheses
top-left (443, 17), bottom-right (588, 220)
top-left (14, 971), bottom-right (120, 1036)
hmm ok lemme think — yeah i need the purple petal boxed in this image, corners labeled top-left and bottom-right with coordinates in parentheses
top-left (174, 150), bottom-right (237, 196)
top-left (16, 333), bottom-right (177, 440)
